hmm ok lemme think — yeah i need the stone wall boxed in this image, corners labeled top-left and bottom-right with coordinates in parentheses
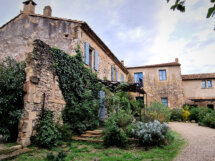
top-left (17, 40), bottom-right (65, 147)
top-left (128, 65), bottom-right (185, 108)
top-left (0, 13), bottom-right (127, 82)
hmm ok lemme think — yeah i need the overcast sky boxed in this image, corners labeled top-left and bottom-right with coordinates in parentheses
top-left (0, 0), bottom-right (215, 74)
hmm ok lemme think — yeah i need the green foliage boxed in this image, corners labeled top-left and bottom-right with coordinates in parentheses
top-left (200, 111), bottom-right (215, 128)
top-left (125, 123), bottom-right (137, 138)
top-left (56, 123), bottom-right (73, 142)
top-left (181, 105), bottom-right (190, 121)
top-left (170, 109), bottom-right (182, 121)
top-left (46, 151), bottom-right (66, 161)
top-left (31, 109), bottom-right (62, 149)
top-left (103, 118), bottom-right (128, 148)
top-left (197, 107), bottom-right (212, 123)
top-left (0, 57), bottom-right (26, 142)
top-left (144, 102), bottom-right (171, 123)
top-left (132, 120), bottom-right (169, 146)
top-left (189, 107), bottom-right (203, 122)
top-left (51, 47), bottom-right (102, 134)
top-left (167, 0), bottom-right (215, 19)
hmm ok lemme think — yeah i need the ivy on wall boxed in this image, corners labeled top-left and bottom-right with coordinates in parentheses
top-left (51, 47), bottom-right (102, 134)
top-left (0, 58), bottom-right (26, 142)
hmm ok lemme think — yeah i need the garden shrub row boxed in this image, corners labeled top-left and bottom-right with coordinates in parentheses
top-left (171, 105), bottom-right (215, 128)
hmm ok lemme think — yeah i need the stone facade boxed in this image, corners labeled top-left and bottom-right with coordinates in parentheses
top-left (0, 13), bottom-right (128, 82)
top-left (17, 40), bottom-right (65, 147)
top-left (127, 59), bottom-right (185, 108)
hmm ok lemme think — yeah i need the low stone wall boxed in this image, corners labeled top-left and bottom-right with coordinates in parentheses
top-left (17, 40), bottom-right (66, 147)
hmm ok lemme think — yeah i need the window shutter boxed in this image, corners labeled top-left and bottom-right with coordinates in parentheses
top-left (111, 66), bottom-right (114, 81)
top-left (116, 69), bottom-right (118, 82)
top-left (94, 50), bottom-right (98, 71)
top-left (85, 42), bottom-right (89, 65)
top-left (121, 74), bottom-right (124, 83)
top-left (99, 91), bottom-right (106, 119)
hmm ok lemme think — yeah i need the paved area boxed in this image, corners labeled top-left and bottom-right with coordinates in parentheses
top-left (169, 122), bottom-right (215, 161)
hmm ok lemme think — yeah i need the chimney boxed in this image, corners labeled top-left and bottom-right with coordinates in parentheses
top-left (43, 6), bottom-right (52, 17)
top-left (121, 60), bottom-right (124, 66)
top-left (175, 58), bottom-right (179, 63)
top-left (23, 0), bottom-right (37, 14)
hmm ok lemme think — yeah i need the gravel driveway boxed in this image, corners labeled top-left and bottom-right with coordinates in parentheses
top-left (169, 122), bottom-right (215, 161)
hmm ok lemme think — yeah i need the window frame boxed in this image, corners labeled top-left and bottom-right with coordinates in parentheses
top-left (207, 80), bottom-right (212, 88)
top-left (159, 69), bottom-right (167, 81)
top-left (161, 97), bottom-right (168, 107)
top-left (134, 72), bottom-right (143, 87)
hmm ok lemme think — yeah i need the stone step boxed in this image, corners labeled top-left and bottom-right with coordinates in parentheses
top-left (85, 130), bottom-right (103, 135)
top-left (72, 137), bottom-right (103, 143)
top-left (80, 134), bottom-right (102, 138)
top-left (0, 148), bottom-right (32, 160)
top-left (0, 145), bottom-right (22, 155)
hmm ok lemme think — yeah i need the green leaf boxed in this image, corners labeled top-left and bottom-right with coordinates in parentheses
top-left (206, 6), bottom-right (215, 18)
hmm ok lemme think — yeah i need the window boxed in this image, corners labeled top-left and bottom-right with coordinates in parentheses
top-left (111, 66), bottom-right (114, 81)
top-left (202, 80), bottom-right (212, 88)
top-left (89, 48), bottom-right (93, 68)
top-left (208, 80), bottom-right (212, 88)
top-left (85, 42), bottom-right (99, 70)
top-left (159, 70), bottom-right (167, 81)
top-left (161, 98), bottom-right (168, 107)
top-left (202, 81), bottom-right (206, 88)
top-left (134, 72), bottom-right (143, 87)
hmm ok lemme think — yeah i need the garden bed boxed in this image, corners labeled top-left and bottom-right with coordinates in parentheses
top-left (13, 131), bottom-right (184, 161)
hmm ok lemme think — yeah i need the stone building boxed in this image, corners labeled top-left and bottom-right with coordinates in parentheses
top-left (0, 0), bottom-right (215, 146)
top-left (0, 0), bottom-right (128, 146)
top-left (0, 0), bottom-right (128, 82)
top-left (127, 58), bottom-right (185, 108)
top-left (182, 73), bottom-right (215, 109)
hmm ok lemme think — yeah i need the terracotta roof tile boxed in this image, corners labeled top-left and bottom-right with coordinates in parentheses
top-left (182, 73), bottom-right (215, 80)
top-left (127, 62), bottom-right (180, 69)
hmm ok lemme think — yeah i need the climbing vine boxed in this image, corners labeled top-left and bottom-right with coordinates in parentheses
top-left (51, 47), bottom-right (102, 134)
top-left (0, 57), bottom-right (26, 142)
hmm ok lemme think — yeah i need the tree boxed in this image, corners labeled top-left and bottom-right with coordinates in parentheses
top-left (166, 0), bottom-right (215, 18)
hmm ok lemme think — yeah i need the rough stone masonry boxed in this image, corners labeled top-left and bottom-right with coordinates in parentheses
top-left (17, 40), bottom-right (66, 147)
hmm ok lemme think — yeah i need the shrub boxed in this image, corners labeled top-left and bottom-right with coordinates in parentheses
top-left (189, 107), bottom-right (203, 122)
top-left (103, 114), bottom-right (128, 148)
top-left (51, 47), bottom-right (102, 134)
top-left (198, 107), bottom-right (212, 123)
top-left (199, 111), bottom-right (215, 128)
top-left (181, 105), bottom-right (190, 121)
top-left (132, 120), bottom-right (169, 146)
top-left (0, 57), bottom-right (26, 142)
top-left (144, 102), bottom-right (171, 123)
top-left (103, 124), bottom-right (128, 148)
top-left (56, 123), bottom-right (73, 142)
top-left (125, 123), bottom-right (137, 138)
top-left (31, 109), bottom-right (62, 149)
top-left (170, 109), bottom-right (182, 121)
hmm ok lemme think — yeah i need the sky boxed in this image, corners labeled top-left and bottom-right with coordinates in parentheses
top-left (0, 0), bottom-right (215, 74)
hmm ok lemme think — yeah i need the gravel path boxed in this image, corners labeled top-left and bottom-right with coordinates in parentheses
top-left (169, 122), bottom-right (215, 161)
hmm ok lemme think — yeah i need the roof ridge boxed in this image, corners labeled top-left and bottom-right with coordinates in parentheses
top-left (127, 61), bottom-right (180, 69)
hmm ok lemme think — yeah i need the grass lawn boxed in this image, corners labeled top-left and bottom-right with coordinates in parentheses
top-left (14, 131), bottom-right (185, 161)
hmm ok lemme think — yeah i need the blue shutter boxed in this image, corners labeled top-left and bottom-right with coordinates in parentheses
top-left (116, 69), bottom-right (118, 82)
top-left (85, 42), bottom-right (89, 65)
top-left (99, 91), bottom-right (106, 119)
top-left (121, 74), bottom-right (124, 83)
top-left (94, 50), bottom-right (98, 71)
top-left (111, 66), bottom-right (114, 81)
